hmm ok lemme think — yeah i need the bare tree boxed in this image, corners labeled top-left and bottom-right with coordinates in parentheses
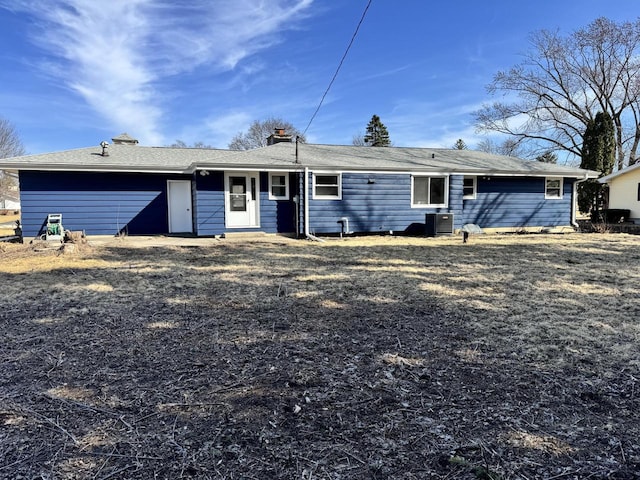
top-left (476, 138), bottom-right (525, 157)
top-left (475, 17), bottom-right (640, 169)
top-left (228, 117), bottom-right (305, 150)
top-left (352, 132), bottom-right (366, 146)
top-left (0, 117), bottom-right (25, 202)
top-left (0, 117), bottom-right (25, 159)
top-left (169, 140), bottom-right (213, 148)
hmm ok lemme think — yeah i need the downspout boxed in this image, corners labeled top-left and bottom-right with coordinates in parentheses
top-left (571, 173), bottom-right (590, 229)
top-left (303, 166), bottom-right (324, 242)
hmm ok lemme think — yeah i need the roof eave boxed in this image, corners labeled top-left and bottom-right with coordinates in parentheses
top-left (599, 162), bottom-right (640, 183)
top-left (3, 164), bottom-right (193, 174)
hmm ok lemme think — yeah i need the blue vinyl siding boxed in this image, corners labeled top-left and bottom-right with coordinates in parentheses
top-left (307, 173), bottom-right (462, 234)
top-left (462, 176), bottom-right (573, 228)
top-left (259, 172), bottom-right (296, 234)
top-left (193, 171), bottom-right (225, 236)
top-left (19, 171), bottom-right (186, 238)
top-left (18, 169), bottom-right (576, 239)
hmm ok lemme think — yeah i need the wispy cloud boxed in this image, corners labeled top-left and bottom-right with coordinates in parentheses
top-left (173, 111), bottom-right (253, 148)
top-left (3, 0), bottom-right (314, 144)
top-left (385, 99), bottom-right (487, 148)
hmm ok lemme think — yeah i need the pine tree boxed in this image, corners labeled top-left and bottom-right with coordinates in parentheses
top-left (363, 115), bottom-right (390, 147)
top-left (578, 111), bottom-right (615, 217)
top-left (453, 139), bottom-right (467, 150)
top-left (535, 151), bottom-right (558, 163)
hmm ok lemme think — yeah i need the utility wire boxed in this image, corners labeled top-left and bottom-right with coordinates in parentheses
top-left (302, 0), bottom-right (373, 136)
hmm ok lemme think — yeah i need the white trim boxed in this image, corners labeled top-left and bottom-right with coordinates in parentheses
top-left (224, 171), bottom-right (261, 228)
top-left (545, 177), bottom-right (563, 199)
top-left (304, 167), bottom-right (310, 236)
top-left (411, 175), bottom-right (449, 208)
top-left (308, 169), bottom-right (591, 178)
top-left (6, 166), bottom-right (194, 174)
top-left (462, 175), bottom-right (477, 199)
top-left (197, 166), bottom-right (301, 173)
top-left (268, 173), bottom-right (289, 200)
top-left (2, 163), bottom-right (594, 179)
top-left (599, 162), bottom-right (640, 183)
top-left (572, 173), bottom-right (590, 227)
top-left (312, 172), bottom-right (342, 200)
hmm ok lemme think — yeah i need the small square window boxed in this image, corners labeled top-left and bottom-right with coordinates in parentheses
top-left (269, 174), bottom-right (289, 200)
top-left (637, 183), bottom-right (640, 201)
top-left (545, 177), bottom-right (563, 199)
top-left (313, 174), bottom-right (341, 199)
top-left (463, 176), bottom-right (476, 199)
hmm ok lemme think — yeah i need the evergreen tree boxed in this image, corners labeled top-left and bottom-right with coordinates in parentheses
top-left (363, 115), bottom-right (390, 147)
top-left (536, 151), bottom-right (558, 163)
top-left (578, 111), bottom-right (615, 217)
top-left (453, 139), bottom-right (467, 150)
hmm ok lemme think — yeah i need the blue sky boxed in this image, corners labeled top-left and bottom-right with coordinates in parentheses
top-left (0, 0), bottom-right (637, 155)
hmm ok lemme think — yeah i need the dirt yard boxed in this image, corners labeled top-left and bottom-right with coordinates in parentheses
top-left (1, 233), bottom-right (639, 479)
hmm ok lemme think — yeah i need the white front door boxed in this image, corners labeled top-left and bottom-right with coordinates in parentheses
top-left (225, 172), bottom-right (260, 228)
top-left (167, 180), bottom-right (193, 233)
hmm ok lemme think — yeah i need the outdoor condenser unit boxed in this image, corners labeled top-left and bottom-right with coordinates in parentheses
top-left (425, 213), bottom-right (454, 236)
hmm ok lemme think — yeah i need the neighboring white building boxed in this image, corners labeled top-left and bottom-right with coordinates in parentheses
top-left (0, 193), bottom-right (20, 210)
top-left (0, 170), bottom-right (20, 210)
top-left (599, 163), bottom-right (640, 223)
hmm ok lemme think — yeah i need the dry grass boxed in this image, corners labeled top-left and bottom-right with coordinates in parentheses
top-left (0, 213), bottom-right (20, 236)
top-left (1, 233), bottom-right (639, 479)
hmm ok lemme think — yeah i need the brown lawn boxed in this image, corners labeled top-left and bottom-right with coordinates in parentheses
top-left (1, 233), bottom-right (639, 479)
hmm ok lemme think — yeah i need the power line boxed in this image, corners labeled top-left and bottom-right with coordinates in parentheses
top-left (302, 0), bottom-right (373, 136)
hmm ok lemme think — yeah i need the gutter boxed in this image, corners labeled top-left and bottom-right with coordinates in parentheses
top-left (571, 172), bottom-right (590, 229)
top-left (303, 166), bottom-right (324, 242)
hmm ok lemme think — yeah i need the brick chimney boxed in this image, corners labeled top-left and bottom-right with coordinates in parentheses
top-left (266, 128), bottom-right (293, 146)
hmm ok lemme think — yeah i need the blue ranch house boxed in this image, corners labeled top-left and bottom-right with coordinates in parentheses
top-left (0, 132), bottom-right (597, 240)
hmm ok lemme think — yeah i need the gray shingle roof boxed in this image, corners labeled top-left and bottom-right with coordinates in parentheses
top-left (0, 144), bottom-right (240, 172)
top-left (258, 143), bottom-right (595, 177)
top-left (0, 141), bottom-right (597, 178)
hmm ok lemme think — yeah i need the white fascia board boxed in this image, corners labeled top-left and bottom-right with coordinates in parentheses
top-left (303, 167), bottom-right (590, 178)
top-left (598, 162), bottom-right (640, 183)
top-left (471, 171), bottom-right (591, 178)
top-left (193, 165), bottom-right (302, 173)
top-left (309, 169), bottom-right (452, 176)
top-left (6, 165), bottom-right (193, 174)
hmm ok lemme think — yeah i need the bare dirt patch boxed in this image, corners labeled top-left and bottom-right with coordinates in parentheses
top-left (1, 233), bottom-right (639, 479)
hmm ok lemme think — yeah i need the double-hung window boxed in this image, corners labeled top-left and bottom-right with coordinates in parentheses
top-left (411, 175), bottom-right (448, 207)
top-left (269, 173), bottom-right (289, 200)
top-left (545, 177), bottom-right (563, 199)
top-left (313, 173), bottom-right (342, 199)
top-left (463, 176), bottom-right (477, 199)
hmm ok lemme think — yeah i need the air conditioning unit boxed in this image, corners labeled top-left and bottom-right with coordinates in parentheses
top-left (425, 213), bottom-right (454, 236)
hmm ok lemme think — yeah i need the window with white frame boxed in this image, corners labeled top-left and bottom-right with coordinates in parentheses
top-left (463, 176), bottom-right (476, 199)
top-left (313, 173), bottom-right (341, 199)
top-left (412, 175), bottom-right (448, 207)
top-left (545, 177), bottom-right (563, 199)
top-left (269, 173), bottom-right (289, 200)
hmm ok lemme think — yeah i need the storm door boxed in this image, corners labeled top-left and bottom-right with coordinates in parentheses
top-left (225, 172), bottom-right (259, 228)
